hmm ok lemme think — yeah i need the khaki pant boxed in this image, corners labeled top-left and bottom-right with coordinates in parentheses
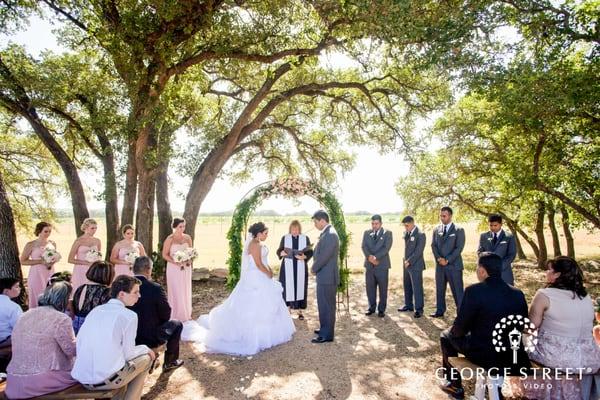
top-left (84, 354), bottom-right (152, 400)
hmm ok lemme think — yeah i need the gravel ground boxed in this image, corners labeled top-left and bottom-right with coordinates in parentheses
top-left (141, 263), bottom-right (599, 400)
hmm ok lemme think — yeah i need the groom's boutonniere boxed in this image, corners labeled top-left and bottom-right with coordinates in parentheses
top-left (410, 236), bottom-right (415, 242)
top-left (487, 237), bottom-right (493, 242)
top-left (438, 231), bottom-right (444, 236)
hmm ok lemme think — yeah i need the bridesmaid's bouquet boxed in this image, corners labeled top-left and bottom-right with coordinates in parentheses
top-left (84, 248), bottom-right (102, 263)
top-left (173, 248), bottom-right (198, 270)
top-left (124, 250), bottom-right (140, 266)
top-left (42, 245), bottom-right (61, 269)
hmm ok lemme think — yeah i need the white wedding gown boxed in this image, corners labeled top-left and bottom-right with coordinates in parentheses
top-left (181, 241), bottom-right (295, 356)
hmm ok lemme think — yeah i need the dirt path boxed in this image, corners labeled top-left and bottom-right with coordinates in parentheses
top-left (141, 264), bottom-right (599, 400)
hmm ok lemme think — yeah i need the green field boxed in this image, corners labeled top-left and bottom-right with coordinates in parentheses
top-left (17, 215), bottom-right (600, 277)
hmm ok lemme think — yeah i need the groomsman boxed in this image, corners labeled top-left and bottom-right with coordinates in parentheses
top-left (431, 206), bottom-right (465, 318)
top-left (398, 216), bottom-right (425, 318)
top-left (477, 214), bottom-right (517, 285)
top-left (361, 214), bottom-right (393, 317)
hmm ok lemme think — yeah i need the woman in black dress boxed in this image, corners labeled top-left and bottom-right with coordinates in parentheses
top-left (277, 220), bottom-right (313, 320)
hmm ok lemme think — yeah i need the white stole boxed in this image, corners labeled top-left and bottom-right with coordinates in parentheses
top-left (284, 234), bottom-right (306, 302)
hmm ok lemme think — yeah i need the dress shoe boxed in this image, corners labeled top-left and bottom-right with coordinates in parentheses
top-left (163, 359), bottom-right (184, 372)
top-left (311, 336), bottom-right (333, 344)
top-left (313, 329), bottom-right (320, 335)
top-left (365, 310), bottom-right (375, 316)
top-left (429, 312), bottom-right (444, 318)
top-left (397, 306), bottom-right (413, 312)
top-left (439, 382), bottom-right (465, 399)
top-left (377, 312), bottom-right (385, 318)
top-left (414, 311), bottom-right (422, 318)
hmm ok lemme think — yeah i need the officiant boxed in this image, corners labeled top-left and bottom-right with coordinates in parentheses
top-left (277, 220), bottom-right (313, 320)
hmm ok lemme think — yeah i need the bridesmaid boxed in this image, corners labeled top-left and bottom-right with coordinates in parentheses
top-left (109, 224), bottom-right (146, 279)
top-left (20, 222), bottom-right (58, 309)
top-left (162, 218), bottom-right (193, 322)
top-left (67, 218), bottom-right (102, 292)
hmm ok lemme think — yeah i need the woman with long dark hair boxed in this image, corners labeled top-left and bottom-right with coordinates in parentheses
top-left (516, 256), bottom-right (600, 399)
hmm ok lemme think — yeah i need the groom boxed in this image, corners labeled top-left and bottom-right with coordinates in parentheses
top-left (311, 210), bottom-right (340, 344)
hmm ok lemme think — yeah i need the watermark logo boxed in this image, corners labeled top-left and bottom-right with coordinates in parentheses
top-left (492, 315), bottom-right (538, 364)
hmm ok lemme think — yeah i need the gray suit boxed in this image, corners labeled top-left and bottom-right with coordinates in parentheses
top-left (311, 225), bottom-right (340, 340)
top-left (477, 230), bottom-right (517, 285)
top-left (361, 228), bottom-right (393, 313)
top-left (431, 223), bottom-right (465, 315)
top-left (403, 227), bottom-right (426, 312)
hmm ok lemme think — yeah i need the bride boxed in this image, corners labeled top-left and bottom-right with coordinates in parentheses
top-left (183, 222), bottom-right (295, 355)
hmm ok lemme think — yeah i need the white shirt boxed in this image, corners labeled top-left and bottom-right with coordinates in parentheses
top-left (72, 299), bottom-right (149, 384)
top-left (0, 294), bottom-right (22, 342)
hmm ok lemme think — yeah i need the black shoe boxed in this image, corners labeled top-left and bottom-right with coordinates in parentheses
top-left (439, 382), bottom-right (465, 399)
top-left (430, 312), bottom-right (444, 318)
top-left (311, 336), bottom-right (333, 344)
top-left (414, 311), bottom-right (422, 318)
top-left (313, 329), bottom-right (320, 335)
top-left (398, 306), bottom-right (413, 312)
top-left (377, 312), bottom-right (385, 318)
top-left (365, 310), bottom-right (375, 316)
top-left (163, 359), bottom-right (184, 372)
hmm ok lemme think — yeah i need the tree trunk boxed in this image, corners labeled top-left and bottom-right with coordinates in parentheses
top-left (101, 155), bottom-right (120, 258)
top-left (121, 138), bottom-right (137, 226)
top-left (156, 160), bottom-right (173, 246)
top-left (0, 171), bottom-right (26, 304)
top-left (135, 169), bottom-right (156, 254)
top-left (547, 204), bottom-right (562, 257)
top-left (560, 206), bottom-right (576, 258)
top-left (535, 201), bottom-right (548, 269)
top-left (506, 220), bottom-right (527, 259)
top-left (26, 112), bottom-right (90, 236)
top-left (183, 147), bottom-right (232, 239)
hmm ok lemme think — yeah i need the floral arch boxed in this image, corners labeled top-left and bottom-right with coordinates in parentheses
top-left (226, 178), bottom-right (350, 298)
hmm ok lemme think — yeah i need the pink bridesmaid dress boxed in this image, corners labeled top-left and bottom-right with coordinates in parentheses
top-left (27, 246), bottom-right (54, 309)
top-left (167, 243), bottom-right (192, 322)
top-left (72, 245), bottom-right (95, 292)
top-left (114, 247), bottom-right (135, 279)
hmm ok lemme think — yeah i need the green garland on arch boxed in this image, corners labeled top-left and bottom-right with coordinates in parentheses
top-left (226, 178), bottom-right (349, 293)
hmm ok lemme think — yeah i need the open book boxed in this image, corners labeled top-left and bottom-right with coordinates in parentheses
top-left (283, 243), bottom-right (313, 259)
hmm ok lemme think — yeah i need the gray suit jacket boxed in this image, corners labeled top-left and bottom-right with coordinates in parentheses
top-left (477, 230), bottom-right (516, 272)
top-left (404, 226), bottom-right (426, 270)
top-left (431, 223), bottom-right (465, 270)
top-left (311, 225), bottom-right (340, 286)
top-left (361, 228), bottom-right (393, 269)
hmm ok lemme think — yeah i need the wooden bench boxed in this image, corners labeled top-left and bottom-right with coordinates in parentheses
top-left (448, 357), bottom-right (504, 400)
top-left (0, 380), bottom-right (125, 400)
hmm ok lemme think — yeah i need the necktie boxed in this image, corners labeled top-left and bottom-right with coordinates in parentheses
top-left (443, 225), bottom-right (447, 235)
top-left (493, 232), bottom-right (498, 245)
top-left (373, 231), bottom-right (378, 241)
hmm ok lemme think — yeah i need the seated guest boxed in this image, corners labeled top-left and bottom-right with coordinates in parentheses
top-left (72, 261), bottom-right (114, 334)
top-left (129, 256), bottom-right (184, 372)
top-left (72, 275), bottom-right (155, 399)
top-left (516, 257), bottom-right (600, 400)
top-left (6, 282), bottom-right (78, 399)
top-left (439, 252), bottom-right (530, 399)
top-left (0, 277), bottom-right (22, 348)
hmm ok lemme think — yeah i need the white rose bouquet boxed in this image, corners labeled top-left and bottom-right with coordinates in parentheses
top-left (84, 248), bottom-right (102, 263)
top-left (42, 245), bottom-right (61, 269)
top-left (124, 250), bottom-right (140, 266)
top-left (173, 248), bottom-right (198, 270)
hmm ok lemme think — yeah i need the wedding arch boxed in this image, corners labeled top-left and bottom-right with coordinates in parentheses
top-left (226, 177), bottom-right (350, 302)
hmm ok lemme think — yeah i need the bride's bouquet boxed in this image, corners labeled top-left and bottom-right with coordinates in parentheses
top-left (124, 250), bottom-right (140, 266)
top-left (173, 248), bottom-right (198, 270)
top-left (42, 245), bottom-right (61, 269)
top-left (84, 248), bottom-right (102, 263)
